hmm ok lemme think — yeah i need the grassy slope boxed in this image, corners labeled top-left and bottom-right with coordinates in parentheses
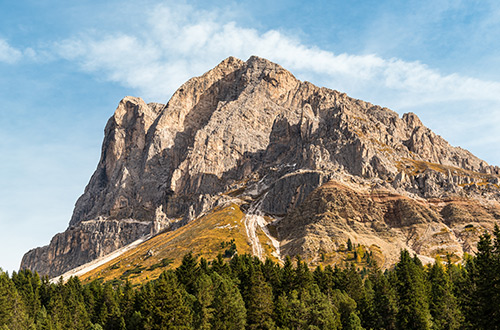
top-left (79, 203), bottom-right (280, 284)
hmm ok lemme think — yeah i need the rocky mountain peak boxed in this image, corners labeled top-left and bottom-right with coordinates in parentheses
top-left (402, 112), bottom-right (423, 129)
top-left (22, 56), bottom-right (500, 277)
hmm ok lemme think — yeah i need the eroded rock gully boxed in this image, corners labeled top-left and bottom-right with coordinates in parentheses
top-left (21, 56), bottom-right (500, 277)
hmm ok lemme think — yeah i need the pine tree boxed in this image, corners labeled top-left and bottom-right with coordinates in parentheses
top-left (46, 276), bottom-right (91, 330)
top-left (395, 250), bottom-right (431, 330)
top-left (306, 285), bottom-right (341, 329)
top-left (137, 281), bottom-right (154, 328)
top-left (274, 290), bottom-right (308, 329)
top-left (368, 270), bottom-right (397, 330)
top-left (11, 270), bottom-right (41, 320)
top-left (294, 256), bottom-right (313, 291)
top-left (261, 258), bottom-right (280, 294)
top-left (332, 289), bottom-right (362, 330)
top-left (127, 311), bottom-right (144, 330)
top-left (465, 231), bottom-right (500, 329)
top-left (347, 238), bottom-right (353, 251)
top-left (83, 279), bottom-right (102, 324)
top-left (211, 254), bottom-right (231, 276)
top-left (356, 276), bottom-right (375, 329)
top-left (210, 273), bottom-right (246, 330)
top-left (119, 281), bottom-right (136, 327)
top-left (341, 263), bottom-right (364, 303)
top-left (314, 265), bottom-right (342, 299)
top-left (279, 256), bottom-right (295, 295)
top-left (0, 270), bottom-right (14, 326)
top-left (245, 268), bottom-right (275, 330)
top-left (146, 271), bottom-right (193, 330)
top-left (229, 254), bottom-right (252, 303)
top-left (427, 260), bottom-right (462, 330)
top-left (199, 257), bottom-right (209, 274)
top-left (193, 273), bottom-right (215, 330)
top-left (99, 282), bottom-right (123, 330)
top-left (34, 305), bottom-right (54, 330)
top-left (175, 252), bottom-right (200, 295)
top-left (0, 270), bottom-right (35, 329)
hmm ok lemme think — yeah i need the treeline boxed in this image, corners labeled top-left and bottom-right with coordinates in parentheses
top-left (2, 228), bottom-right (500, 330)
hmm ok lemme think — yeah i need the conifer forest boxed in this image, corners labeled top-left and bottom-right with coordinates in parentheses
top-left (2, 227), bottom-right (500, 330)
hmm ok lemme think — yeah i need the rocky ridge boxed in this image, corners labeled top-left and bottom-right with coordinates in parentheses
top-left (21, 56), bottom-right (500, 277)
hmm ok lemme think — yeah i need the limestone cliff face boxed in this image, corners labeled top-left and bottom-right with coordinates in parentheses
top-left (21, 220), bottom-right (153, 277)
top-left (21, 56), bottom-right (500, 277)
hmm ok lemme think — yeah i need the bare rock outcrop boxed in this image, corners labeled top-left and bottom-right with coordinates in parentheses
top-left (21, 56), bottom-right (500, 277)
top-left (277, 181), bottom-right (499, 266)
top-left (21, 219), bottom-right (153, 277)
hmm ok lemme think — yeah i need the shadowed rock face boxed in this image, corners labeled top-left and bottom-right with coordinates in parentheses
top-left (21, 56), bottom-right (500, 277)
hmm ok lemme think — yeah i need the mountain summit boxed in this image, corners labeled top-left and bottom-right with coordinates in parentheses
top-left (21, 56), bottom-right (500, 278)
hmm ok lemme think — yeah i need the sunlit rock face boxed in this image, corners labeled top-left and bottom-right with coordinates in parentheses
top-left (21, 56), bottom-right (500, 277)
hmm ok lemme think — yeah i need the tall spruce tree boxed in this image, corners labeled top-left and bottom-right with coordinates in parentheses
top-left (193, 273), bottom-right (215, 330)
top-left (294, 256), bottom-right (313, 291)
top-left (332, 289), bottom-right (363, 330)
top-left (175, 252), bottom-right (200, 295)
top-left (210, 273), bottom-right (246, 330)
top-left (368, 270), bottom-right (397, 330)
top-left (245, 268), bottom-right (275, 330)
top-left (341, 263), bottom-right (364, 303)
top-left (280, 256), bottom-right (295, 295)
top-left (0, 270), bottom-right (35, 329)
top-left (427, 260), bottom-right (462, 330)
top-left (466, 231), bottom-right (500, 329)
top-left (145, 271), bottom-right (193, 330)
top-left (306, 285), bottom-right (342, 329)
top-left (395, 250), bottom-right (431, 330)
top-left (274, 290), bottom-right (307, 329)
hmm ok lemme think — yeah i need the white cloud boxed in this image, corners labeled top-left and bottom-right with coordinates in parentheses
top-left (0, 39), bottom-right (22, 64)
top-left (50, 3), bottom-right (500, 165)
top-left (53, 3), bottom-right (500, 108)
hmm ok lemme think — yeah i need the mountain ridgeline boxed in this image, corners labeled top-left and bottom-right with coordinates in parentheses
top-left (21, 56), bottom-right (500, 278)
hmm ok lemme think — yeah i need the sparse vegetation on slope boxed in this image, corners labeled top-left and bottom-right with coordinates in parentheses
top-left (79, 204), bottom-right (281, 284)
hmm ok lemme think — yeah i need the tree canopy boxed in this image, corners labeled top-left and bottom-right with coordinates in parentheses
top-left (2, 229), bottom-right (500, 329)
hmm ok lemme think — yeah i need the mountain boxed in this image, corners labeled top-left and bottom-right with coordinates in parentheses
top-left (21, 56), bottom-right (500, 278)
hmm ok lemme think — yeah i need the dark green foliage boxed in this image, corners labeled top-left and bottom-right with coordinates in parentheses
top-left (175, 252), bottom-right (200, 295)
top-left (341, 263), bottom-right (364, 303)
top-left (395, 249), bottom-right (431, 330)
top-left (144, 270), bottom-right (193, 329)
top-left (275, 286), bottom-right (341, 330)
top-left (5, 231), bottom-right (500, 329)
top-left (210, 273), bottom-right (246, 330)
top-left (221, 239), bottom-right (237, 258)
top-left (211, 254), bottom-right (231, 276)
top-left (294, 256), bottom-right (314, 291)
top-left (305, 285), bottom-right (341, 329)
top-left (245, 268), bottom-right (275, 330)
top-left (279, 256), bottom-right (295, 295)
top-left (347, 238), bottom-right (353, 251)
top-left (147, 258), bottom-right (173, 272)
top-left (427, 260), bottom-right (462, 329)
top-left (192, 273), bottom-right (215, 330)
top-left (366, 269), bottom-right (398, 330)
top-left (120, 265), bottom-right (145, 280)
top-left (461, 227), bottom-right (500, 329)
top-left (332, 289), bottom-right (361, 330)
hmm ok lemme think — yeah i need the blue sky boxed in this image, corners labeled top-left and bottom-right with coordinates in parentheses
top-left (1, 0), bottom-right (500, 273)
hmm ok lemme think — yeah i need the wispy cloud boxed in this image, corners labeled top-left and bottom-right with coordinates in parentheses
top-left (0, 39), bottom-right (22, 64)
top-left (50, 3), bottom-right (500, 164)
top-left (53, 3), bottom-right (500, 109)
